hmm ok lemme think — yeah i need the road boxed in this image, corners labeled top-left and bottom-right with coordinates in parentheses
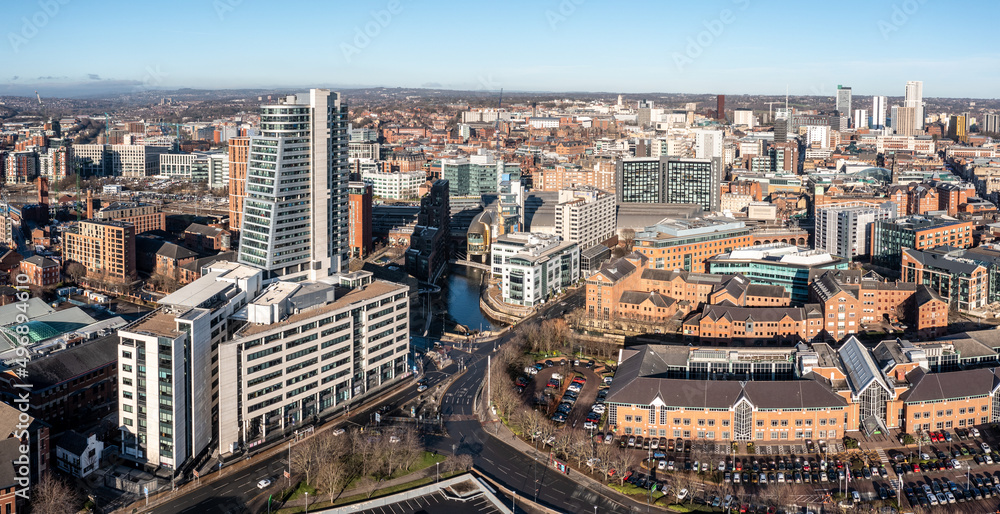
top-left (139, 286), bottom-right (640, 514)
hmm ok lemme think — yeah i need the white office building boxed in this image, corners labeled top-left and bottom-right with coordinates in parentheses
top-left (491, 233), bottom-right (579, 307)
top-left (361, 170), bottom-right (426, 200)
top-left (218, 271), bottom-right (409, 455)
top-left (805, 125), bottom-right (830, 149)
top-left (733, 109), bottom-right (755, 128)
top-left (815, 202), bottom-right (896, 261)
top-left (695, 130), bottom-right (724, 159)
top-left (117, 262), bottom-right (262, 469)
top-left (554, 187), bottom-right (616, 251)
top-left (854, 109), bottom-right (869, 130)
top-left (238, 89), bottom-right (350, 282)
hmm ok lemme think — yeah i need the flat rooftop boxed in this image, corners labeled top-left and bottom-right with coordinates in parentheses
top-left (125, 310), bottom-right (180, 339)
top-left (159, 272), bottom-right (233, 308)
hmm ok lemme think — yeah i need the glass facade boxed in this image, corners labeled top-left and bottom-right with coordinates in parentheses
top-left (665, 160), bottom-right (714, 211)
top-left (618, 159), bottom-right (661, 204)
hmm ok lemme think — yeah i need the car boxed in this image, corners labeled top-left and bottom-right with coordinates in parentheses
top-left (677, 488), bottom-right (689, 501)
top-left (759, 473), bottom-right (767, 485)
top-left (533, 363), bottom-right (544, 371)
top-left (257, 478), bottom-right (272, 489)
top-left (984, 442), bottom-right (993, 452)
top-left (650, 438), bottom-right (660, 450)
top-left (572, 376), bottom-right (586, 385)
top-left (659, 459), bottom-right (668, 471)
top-left (943, 430), bottom-right (953, 442)
top-left (777, 472), bottom-right (785, 483)
top-left (603, 376), bottom-right (613, 385)
top-left (550, 413), bottom-right (567, 423)
top-left (586, 412), bottom-right (601, 422)
top-left (732, 472), bottom-right (740, 484)
top-left (332, 428), bottom-right (345, 436)
top-left (605, 434), bottom-right (614, 445)
top-left (627, 436), bottom-right (636, 447)
top-left (702, 462), bottom-right (710, 472)
top-left (566, 384), bottom-right (582, 393)
top-left (971, 427), bottom-right (981, 437)
top-left (988, 454), bottom-right (995, 465)
top-left (851, 490), bottom-right (861, 503)
top-left (417, 384), bottom-right (428, 392)
top-left (583, 421), bottom-right (597, 430)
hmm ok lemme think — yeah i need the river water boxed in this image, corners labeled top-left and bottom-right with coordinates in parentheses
top-left (442, 266), bottom-right (499, 332)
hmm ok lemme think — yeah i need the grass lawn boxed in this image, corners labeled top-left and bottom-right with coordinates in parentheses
top-left (389, 451), bottom-right (447, 479)
top-left (276, 470), bottom-right (464, 513)
top-left (287, 482), bottom-right (317, 501)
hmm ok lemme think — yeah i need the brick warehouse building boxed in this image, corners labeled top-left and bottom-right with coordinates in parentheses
top-left (605, 337), bottom-right (1000, 443)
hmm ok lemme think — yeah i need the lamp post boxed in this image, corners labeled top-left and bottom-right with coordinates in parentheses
top-left (304, 492), bottom-right (308, 514)
top-left (436, 461), bottom-right (440, 483)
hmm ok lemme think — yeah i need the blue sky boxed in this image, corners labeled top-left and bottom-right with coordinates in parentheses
top-left (3, 0), bottom-right (999, 98)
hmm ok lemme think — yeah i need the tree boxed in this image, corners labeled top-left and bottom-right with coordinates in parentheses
top-left (315, 464), bottom-right (346, 505)
top-left (356, 476), bottom-right (380, 499)
top-left (65, 262), bottom-right (87, 284)
top-left (290, 437), bottom-right (322, 486)
top-left (620, 228), bottom-right (636, 252)
top-left (29, 475), bottom-right (81, 514)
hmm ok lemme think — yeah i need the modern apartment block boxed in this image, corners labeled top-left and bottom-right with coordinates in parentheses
top-left (228, 137), bottom-right (250, 237)
top-left (63, 220), bottom-right (138, 284)
top-left (237, 89), bottom-right (350, 282)
top-left (553, 187), bottom-right (616, 251)
top-left (491, 232), bottom-right (579, 307)
top-left (440, 154), bottom-right (519, 198)
top-left (94, 202), bottom-right (165, 234)
top-left (616, 156), bottom-right (722, 211)
top-left (218, 272), bottom-right (409, 454)
top-left (117, 262), bottom-right (262, 469)
top-left (901, 247), bottom-right (989, 312)
top-left (815, 202), bottom-right (896, 261)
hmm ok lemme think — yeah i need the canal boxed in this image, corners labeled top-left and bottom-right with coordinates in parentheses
top-left (443, 265), bottom-right (499, 332)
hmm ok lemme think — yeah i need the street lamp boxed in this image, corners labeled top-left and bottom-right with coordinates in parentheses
top-left (304, 492), bottom-right (308, 514)
top-left (436, 461), bottom-right (440, 483)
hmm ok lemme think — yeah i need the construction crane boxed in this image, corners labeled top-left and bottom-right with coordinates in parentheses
top-left (34, 91), bottom-right (42, 105)
top-left (766, 101), bottom-right (781, 118)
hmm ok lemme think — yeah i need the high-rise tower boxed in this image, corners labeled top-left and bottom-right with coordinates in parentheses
top-left (836, 85), bottom-right (852, 120)
top-left (872, 96), bottom-right (887, 130)
top-left (905, 80), bottom-right (924, 131)
top-left (238, 89), bottom-right (349, 281)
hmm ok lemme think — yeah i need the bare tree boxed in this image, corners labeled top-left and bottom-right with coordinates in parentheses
top-left (356, 476), bottom-right (380, 499)
top-left (290, 437), bottom-right (322, 486)
top-left (30, 475), bottom-right (81, 514)
top-left (609, 447), bottom-right (636, 486)
top-left (315, 464), bottom-right (346, 505)
top-left (620, 228), bottom-right (636, 252)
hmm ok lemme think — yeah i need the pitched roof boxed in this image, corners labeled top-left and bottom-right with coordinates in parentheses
top-left (902, 368), bottom-right (997, 403)
top-left (26, 335), bottom-right (118, 391)
top-left (619, 290), bottom-right (675, 308)
top-left (56, 430), bottom-right (92, 456)
top-left (156, 242), bottom-right (198, 261)
top-left (699, 304), bottom-right (808, 323)
top-left (0, 438), bottom-right (20, 488)
top-left (912, 285), bottom-right (946, 307)
top-left (21, 255), bottom-right (58, 268)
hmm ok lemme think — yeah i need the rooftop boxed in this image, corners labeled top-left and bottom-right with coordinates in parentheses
top-left (125, 309), bottom-right (180, 339)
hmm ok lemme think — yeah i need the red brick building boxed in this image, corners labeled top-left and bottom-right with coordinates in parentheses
top-left (18, 255), bottom-right (59, 288)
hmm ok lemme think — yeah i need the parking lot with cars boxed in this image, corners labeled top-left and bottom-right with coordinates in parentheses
top-left (519, 358), bottom-right (611, 430)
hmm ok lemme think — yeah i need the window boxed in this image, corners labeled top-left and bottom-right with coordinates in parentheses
top-left (635, 416), bottom-right (643, 424)
top-left (698, 419), bottom-right (706, 426)
top-left (781, 420), bottom-right (789, 427)
top-left (722, 420), bottom-right (730, 427)
top-left (673, 418), bottom-right (681, 425)
top-left (795, 419), bottom-right (803, 427)
top-left (936, 422), bottom-right (944, 429)
top-left (771, 420), bottom-right (779, 427)
top-left (123, 418), bottom-right (133, 426)
top-left (756, 420), bottom-right (764, 427)
top-left (624, 415), bottom-right (632, 423)
top-left (683, 418), bottom-right (691, 426)
top-left (123, 405), bottom-right (133, 413)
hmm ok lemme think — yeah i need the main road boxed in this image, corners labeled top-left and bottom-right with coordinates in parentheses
top-left (136, 287), bottom-right (648, 513)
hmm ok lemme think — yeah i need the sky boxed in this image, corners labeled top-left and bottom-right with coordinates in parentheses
top-left (2, 0), bottom-right (999, 98)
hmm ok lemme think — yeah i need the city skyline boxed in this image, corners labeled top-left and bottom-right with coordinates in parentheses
top-left (3, 0), bottom-right (1000, 98)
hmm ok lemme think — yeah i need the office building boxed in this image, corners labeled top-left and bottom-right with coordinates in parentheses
top-left (348, 182), bottom-right (373, 258)
top-left (717, 95), bottom-right (725, 121)
top-left (491, 232), bottom-right (579, 307)
top-left (733, 109), bottom-right (754, 128)
top-left (361, 170), bottom-right (425, 199)
top-left (872, 96), bottom-right (888, 129)
top-left (405, 180), bottom-right (450, 282)
top-left (901, 247), bottom-right (989, 312)
top-left (218, 272), bottom-right (409, 455)
top-left (633, 218), bottom-right (752, 273)
top-left (870, 216), bottom-right (973, 270)
top-left (63, 220), bottom-right (137, 286)
top-left (237, 89), bottom-right (350, 282)
top-left (707, 243), bottom-right (847, 305)
top-left (440, 154), bottom-right (519, 197)
top-left (836, 85), bottom-right (852, 120)
top-left (616, 156), bottom-right (722, 211)
top-left (94, 202), bottom-right (165, 234)
top-left (948, 115), bottom-right (968, 143)
top-left (905, 80), bottom-right (924, 131)
top-left (554, 187), bottom-right (616, 251)
top-left (815, 202), bottom-right (897, 261)
top-left (228, 137), bottom-right (250, 237)
top-left (117, 263), bottom-right (262, 469)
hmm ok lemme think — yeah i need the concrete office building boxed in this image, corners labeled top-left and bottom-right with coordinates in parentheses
top-left (554, 187), bottom-right (616, 251)
top-left (238, 90), bottom-right (350, 282)
top-left (733, 109), bottom-right (755, 128)
top-left (695, 130), bottom-right (724, 160)
top-left (117, 262), bottom-right (262, 469)
top-left (815, 202), bottom-right (896, 261)
top-left (891, 106), bottom-right (917, 137)
top-left (491, 233), bottom-right (579, 307)
top-left (218, 272), bottom-right (409, 455)
top-left (854, 109), bottom-right (869, 130)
